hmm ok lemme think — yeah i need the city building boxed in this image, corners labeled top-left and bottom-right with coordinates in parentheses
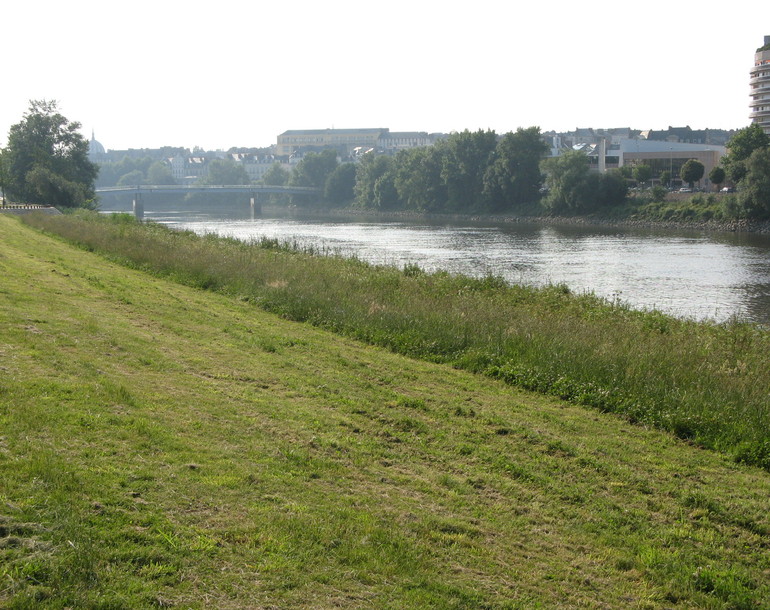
top-left (377, 131), bottom-right (444, 154)
top-left (88, 132), bottom-right (109, 164)
top-left (276, 128), bottom-right (387, 158)
top-left (642, 126), bottom-right (735, 146)
top-left (609, 140), bottom-right (725, 187)
top-left (750, 35), bottom-right (770, 135)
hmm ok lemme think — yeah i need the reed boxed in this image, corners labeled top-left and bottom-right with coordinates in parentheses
top-left (24, 211), bottom-right (770, 470)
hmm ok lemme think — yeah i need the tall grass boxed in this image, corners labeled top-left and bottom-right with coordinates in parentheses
top-left (24, 211), bottom-right (770, 470)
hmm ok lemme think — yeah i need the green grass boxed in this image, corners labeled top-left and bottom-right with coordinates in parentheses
top-left (2, 212), bottom-right (769, 607)
top-left (21, 211), bottom-right (770, 471)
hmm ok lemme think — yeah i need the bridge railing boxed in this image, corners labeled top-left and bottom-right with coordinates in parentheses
top-left (96, 184), bottom-right (320, 195)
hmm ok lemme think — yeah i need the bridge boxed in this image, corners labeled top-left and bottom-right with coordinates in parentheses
top-left (96, 184), bottom-right (321, 219)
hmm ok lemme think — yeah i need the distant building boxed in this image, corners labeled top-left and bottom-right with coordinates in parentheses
top-left (88, 132), bottom-right (108, 164)
top-left (750, 35), bottom-right (770, 135)
top-left (377, 131), bottom-right (444, 154)
top-left (643, 126), bottom-right (735, 146)
top-left (276, 128), bottom-right (387, 158)
top-left (275, 128), bottom-right (446, 159)
top-left (610, 139), bottom-right (725, 186)
top-left (225, 153), bottom-right (279, 182)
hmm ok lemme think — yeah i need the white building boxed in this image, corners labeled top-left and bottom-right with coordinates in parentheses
top-left (750, 35), bottom-right (770, 135)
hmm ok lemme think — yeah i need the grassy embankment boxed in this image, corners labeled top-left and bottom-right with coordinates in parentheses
top-left (23, 211), bottom-right (770, 470)
top-left (1, 212), bottom-right (769, 608)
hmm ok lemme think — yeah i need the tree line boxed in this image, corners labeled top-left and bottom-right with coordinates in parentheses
top-left (3, 100), bottom-right (770, 220)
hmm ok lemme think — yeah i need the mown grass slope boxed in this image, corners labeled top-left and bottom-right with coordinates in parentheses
top-left (1, 213), bottom-right (769, 608)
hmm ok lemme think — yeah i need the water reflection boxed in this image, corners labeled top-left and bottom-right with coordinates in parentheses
top-left (140, 207), bottom-right (770, 325)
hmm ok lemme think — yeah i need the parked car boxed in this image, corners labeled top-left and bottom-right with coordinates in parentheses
top-left (721, 187), bottom-right (736, 193)
top-left (678, 187), bottom-right (693, 193)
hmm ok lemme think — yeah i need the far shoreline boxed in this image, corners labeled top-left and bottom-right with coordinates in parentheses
top-left (264, 205), bottom-right (770, 236)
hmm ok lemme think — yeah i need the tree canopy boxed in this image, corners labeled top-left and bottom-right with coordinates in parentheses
top-left (540, 151), bottom-right (627, 213)
top-left (680, 159), bottom-right (705, 188)
top-left (723, 125), bottom-right (770, 183)
top-left (632, 164), bottom-right (652, 186)
top-left (708, 166), bottom-right (725, 189)
top-left (738, 148), bottom-right (770, 218)
top-left (2, 100), bottom-right (98, 207)
top-left (199, 158), bottom-right (251, 186)
top-left (483, 127), bottom-right (549, 212)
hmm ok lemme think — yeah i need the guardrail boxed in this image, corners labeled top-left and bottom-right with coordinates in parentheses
top-left (96, 184), bottom-right (320, 195)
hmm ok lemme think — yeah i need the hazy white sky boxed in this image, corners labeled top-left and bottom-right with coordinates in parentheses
top-left (2, 0), bottom-right (766, 151)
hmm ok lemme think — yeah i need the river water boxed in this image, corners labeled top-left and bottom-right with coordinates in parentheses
top-left (139, 206), bottom-right (770, 326)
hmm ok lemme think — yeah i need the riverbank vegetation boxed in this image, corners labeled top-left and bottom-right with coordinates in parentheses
top-left (3, 212), bottom-right (770, 608)
top-left (22, 211), bottom-right (770, 473)
top-left (264, 124), bottom-right (770, 224)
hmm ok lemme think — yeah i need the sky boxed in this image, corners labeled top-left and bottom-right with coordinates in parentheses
top-left (2, 0), bottom-right (767, 152)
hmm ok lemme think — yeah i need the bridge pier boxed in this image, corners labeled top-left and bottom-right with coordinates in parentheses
top-left (132, 193), bottom-right (144, 220)
top-left (250, 195), bottom-right (261, 220)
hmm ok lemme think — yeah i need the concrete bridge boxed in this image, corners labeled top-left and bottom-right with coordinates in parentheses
top-left (96, 184), bottom-right (321, 219)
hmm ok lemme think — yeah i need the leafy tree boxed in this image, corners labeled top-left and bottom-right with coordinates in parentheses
top-left (541, 151), bottom-right (626, 213)
top-left (262, 162), bottom-right (290, 187)
top-left (632, 164), bottom-right (652, 187)
top-left (147, 161), bottom-right (175, 185)
top-left (2, 99), bottom-right (98, 207)
top-left (680, 159), bottom-right (705, 189)
top-left (200, 158), bottom-right (250, 185)
top-left (617, 165), bottom-right (633, 179)
top-left (738, 148), bottom-right (770, 218)
top-left (659, 170), bottom-right (672, 188)
top-left (95, 156), bottom-right (154, 187)
top-left (541, 150), bottom-right (592, 213)
top-left (393, 146), bottom-right (447, 212)
top-left (708, 166), bottom-right (725, 191)
top-left (116, 170), bottom-right (145, 187)
top-left (290, 149), bottom-right (338, 190)
top-left (261, 162), bottom-right (291, 206)
top-left (440, 129), bottom-right (498, 212)
top-left (723, 124), bottom-right (770, 183)
top-left (324, 162), bottom-right (357, 204)
top-left (483, 127), bottom-right (548, 212)
top-left (726, 124), bottom-right (769, 162)
top-left (597, 170), bottom-right (629, 207)
top-left (354, 153), bottom-right (398, 209)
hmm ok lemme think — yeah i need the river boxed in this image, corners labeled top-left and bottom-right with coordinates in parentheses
top-left (136, 206), bottom-right (770, 326)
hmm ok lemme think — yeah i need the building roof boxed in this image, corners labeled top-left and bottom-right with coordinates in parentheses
top-left (279, 128), bottom-right (388, 136)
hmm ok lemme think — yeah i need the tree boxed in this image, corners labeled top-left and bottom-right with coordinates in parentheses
top-left (541, 150), bottom-right (592, 213)
top-left (483, 127), bottom-right (548, 212)
top-left (290, 149), bottom-right (338, 190)
top-left (261, 162), bottom-right (291, 206)
top-left (632, 164), bottom-right (652, 187)
top-left (116, 170), bottom-right (145, 187)
top-left (200, 158), bottom-right (250, 185)
top-left (262, 162), bottom-right (290, 187)
top-left (738, 148), bottom-right (770, 218)
top-left (147, 161), bottom-right (175, 185)
top-left (680, 159), bottom-right (705, 189)
top-left (541, 151), bottom-right (627, 213)
top-left (440, 129), bottom-right (498, 212)
top-left (354, 153), bottom-right (398, 209)
top-left (708, 166), bottom-right (726, 191)
top-left (2, 99), bottom-right (98, 207)
top-left (324, 163), bottom-right (357, 204)
top-left (597, 170), bottom-right (629, 207)
top-left (393, 146), bottom-right (447, 212)
top-left (723, 124), bottom-right (770, 183)
top-left (660, 170), bottom-right (672, 188)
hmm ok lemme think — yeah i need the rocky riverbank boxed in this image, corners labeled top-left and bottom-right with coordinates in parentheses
top-left (267, 205), bottom-right (770, 235)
